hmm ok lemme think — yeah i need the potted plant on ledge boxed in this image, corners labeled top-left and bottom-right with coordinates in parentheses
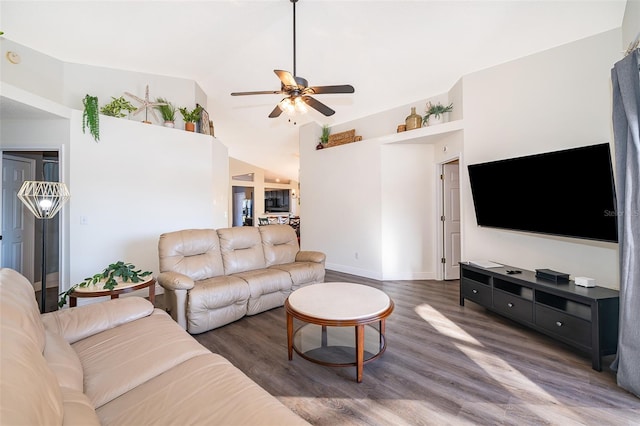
top-left (100, 96), bottom-right (136, 118)
top-left (423, 102), bottom-right (453, 126)
top-left (179, 105), bottom-right (203, 132)
top-left (317, 124), bottom-right (330, 149)
top-left (155, 97), bottom-right (177, 128)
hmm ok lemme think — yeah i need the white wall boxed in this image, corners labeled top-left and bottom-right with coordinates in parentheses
top-left (0, 39), bottom-right (65, 104)
top-left (300, 29), bottom-right (623, 287)
top-left (300, 85), bottom-right (461, 280)
top-left (621, 0), bottom-right (640, 48)
top-left (68, 112), bottom-right (228, 298)
top-left (300, 122), bottom-right (385, 279)
top-left (381, 143), bottom-right (437, 279)
top-left (461, 29), bottom-right (622, 289)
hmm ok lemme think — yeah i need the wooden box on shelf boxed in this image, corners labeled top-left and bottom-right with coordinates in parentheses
top-left (327, 129), bottom-right (356, 147)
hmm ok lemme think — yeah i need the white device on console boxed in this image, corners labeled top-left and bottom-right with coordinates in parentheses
top-left (575, 276), bottom-right (596, 287)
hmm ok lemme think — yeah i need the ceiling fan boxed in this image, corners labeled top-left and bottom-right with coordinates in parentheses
top-left (230, 0), bottom-right (354, 118)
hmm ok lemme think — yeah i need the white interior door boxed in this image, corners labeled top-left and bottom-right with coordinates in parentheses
top-left (1, 155), bottom-right (36, 283)
top-left (443, 161), bottom-right (461, 280)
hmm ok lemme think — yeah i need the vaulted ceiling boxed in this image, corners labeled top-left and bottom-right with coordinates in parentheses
top-left (1, 1), bottom-right (627, 180)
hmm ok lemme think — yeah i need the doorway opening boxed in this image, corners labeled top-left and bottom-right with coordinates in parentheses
top-left (1, 151), bottom-right (61, 312)
top-left (232, 186), bottom-right (254, 226)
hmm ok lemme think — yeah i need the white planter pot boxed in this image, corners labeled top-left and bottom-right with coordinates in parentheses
top-left (427, 112), bottom-right (448, 126)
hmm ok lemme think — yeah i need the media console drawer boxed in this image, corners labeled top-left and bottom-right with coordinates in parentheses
top-left (493, 289), bottom-right (533, 324)
top-left (461, 279), bottom-right (492, 306)
top-left (459, 262), bottom-right (619, 371)
top-left (535, 305), bottom-right (591, 348)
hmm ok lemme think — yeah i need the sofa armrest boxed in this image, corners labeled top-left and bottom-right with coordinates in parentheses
top-left (296, 250), bottom-right (326, 264)
top-left (41, 297), bottom-right (154, 344)
top-left (157, 271), bottom-right (195, 291)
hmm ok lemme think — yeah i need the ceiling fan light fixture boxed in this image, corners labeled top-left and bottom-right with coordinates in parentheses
top-left (294, 96), bottom-right (308, 113)
top-left (280, 96), bottom-right (307, 115)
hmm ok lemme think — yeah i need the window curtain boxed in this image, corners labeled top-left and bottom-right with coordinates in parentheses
top-left (610, 49), bottom-right (640, 398)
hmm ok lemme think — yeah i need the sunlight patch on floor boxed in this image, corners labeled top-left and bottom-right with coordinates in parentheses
top-left (415, 303), bottom-right (583, 423)
top-left (414, 303), bottom-right (482, 346)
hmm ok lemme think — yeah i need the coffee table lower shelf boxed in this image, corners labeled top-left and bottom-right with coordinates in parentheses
top-left (291, 323), bottom-right (386, 368)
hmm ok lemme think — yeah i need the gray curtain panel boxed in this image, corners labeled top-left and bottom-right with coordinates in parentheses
top-left (610, 49), bottom-right (640, 398)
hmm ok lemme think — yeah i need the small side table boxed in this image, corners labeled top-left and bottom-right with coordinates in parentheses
top-left (69, 278), bottom-right (156, 307)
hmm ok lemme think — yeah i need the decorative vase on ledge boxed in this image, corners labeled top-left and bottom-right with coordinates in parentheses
top-left (405, 107), bottom-right (422, 131)
top-left (185, 122), bottom-right (195, 132)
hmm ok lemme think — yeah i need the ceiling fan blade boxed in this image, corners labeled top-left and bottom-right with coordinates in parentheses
top-left (308, 84), bottom-right (355, 95)
top-left (274, 70), bottom-right (298, 88)
top-left (231, 90), bottom-right (283, 96)
top-left (268, 104), bottom-right (283, 118)
top-left (303, 96), bottom-right (335, 116)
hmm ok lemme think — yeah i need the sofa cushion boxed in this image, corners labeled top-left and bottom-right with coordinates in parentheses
top-left (270, 262), bottom-right (326, 290)
top-left (232, 268), bottom-right (292, 315)
top-left (218, 227), bottom-right (266, 274)
top-left (187, 275), bottom-right (250, 333)
top-left (42, 297), bottom-right (155, 344)
top-left (159, 229), bottom-right (225, 280)
top-left (73, 309), bottom-right (210, 408)
top-left (259, 224), bottom-right (299, 266)
top-left (96, 353), bottom-right (309, 426)
top-left (44, 330), bottom-right (84, 392)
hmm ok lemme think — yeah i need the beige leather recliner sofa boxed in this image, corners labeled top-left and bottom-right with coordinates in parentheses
top-left (158, 224), bottom-right (326, 334)
top-left (0, 268), bottom-right (309, 425)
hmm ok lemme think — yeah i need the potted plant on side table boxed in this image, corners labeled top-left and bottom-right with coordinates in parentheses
top-left (179, 105), bottom-right (203, 132)
top-left (58, 261), bottom-right (152, 308)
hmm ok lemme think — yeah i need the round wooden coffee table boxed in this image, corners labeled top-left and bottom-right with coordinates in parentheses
top-left (285, 282), bottom-right (394, 383)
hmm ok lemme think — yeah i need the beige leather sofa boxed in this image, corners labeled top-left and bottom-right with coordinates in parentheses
top-left (0, 268), bottom-right (309, 425)
top-left (158, 224), bottom-right (325, 334)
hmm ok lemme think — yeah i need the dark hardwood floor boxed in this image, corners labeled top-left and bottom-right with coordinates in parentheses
top-left (162, 271), bottom-right (639, 425)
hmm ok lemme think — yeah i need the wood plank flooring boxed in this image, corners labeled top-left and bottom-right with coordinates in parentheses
top-left (186, 270), bottom-right (640, 425)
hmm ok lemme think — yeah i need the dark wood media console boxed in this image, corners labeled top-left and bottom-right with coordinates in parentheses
top-left (459, 262), bottom-right (619, 371)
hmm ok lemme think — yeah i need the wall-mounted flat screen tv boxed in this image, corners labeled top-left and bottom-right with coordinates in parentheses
top-left (467, 143), bottom-right (618, 243)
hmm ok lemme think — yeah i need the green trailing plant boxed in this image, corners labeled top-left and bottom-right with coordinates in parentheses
top-left (320, 124), bottom-right (331, 144)
top-left (100, 96), bottom-right (136, 118)
top-left (423, 102), bottom-right (453, 125)
top-left (179, 105), bottom-right (203, 123)
top-left (82, 94), bottom-right (100, 142)
top-left (155, 97), bottom-right (176, 122)
top-left (58, 261), bottom-right (152, 308)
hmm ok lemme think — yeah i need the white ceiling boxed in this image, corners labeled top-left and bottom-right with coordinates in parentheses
top-left (0, 1), bottom-right (627, 180)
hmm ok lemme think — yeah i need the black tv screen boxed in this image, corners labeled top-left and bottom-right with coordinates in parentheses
top-left (467, 143), bottom-right (618, 243)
